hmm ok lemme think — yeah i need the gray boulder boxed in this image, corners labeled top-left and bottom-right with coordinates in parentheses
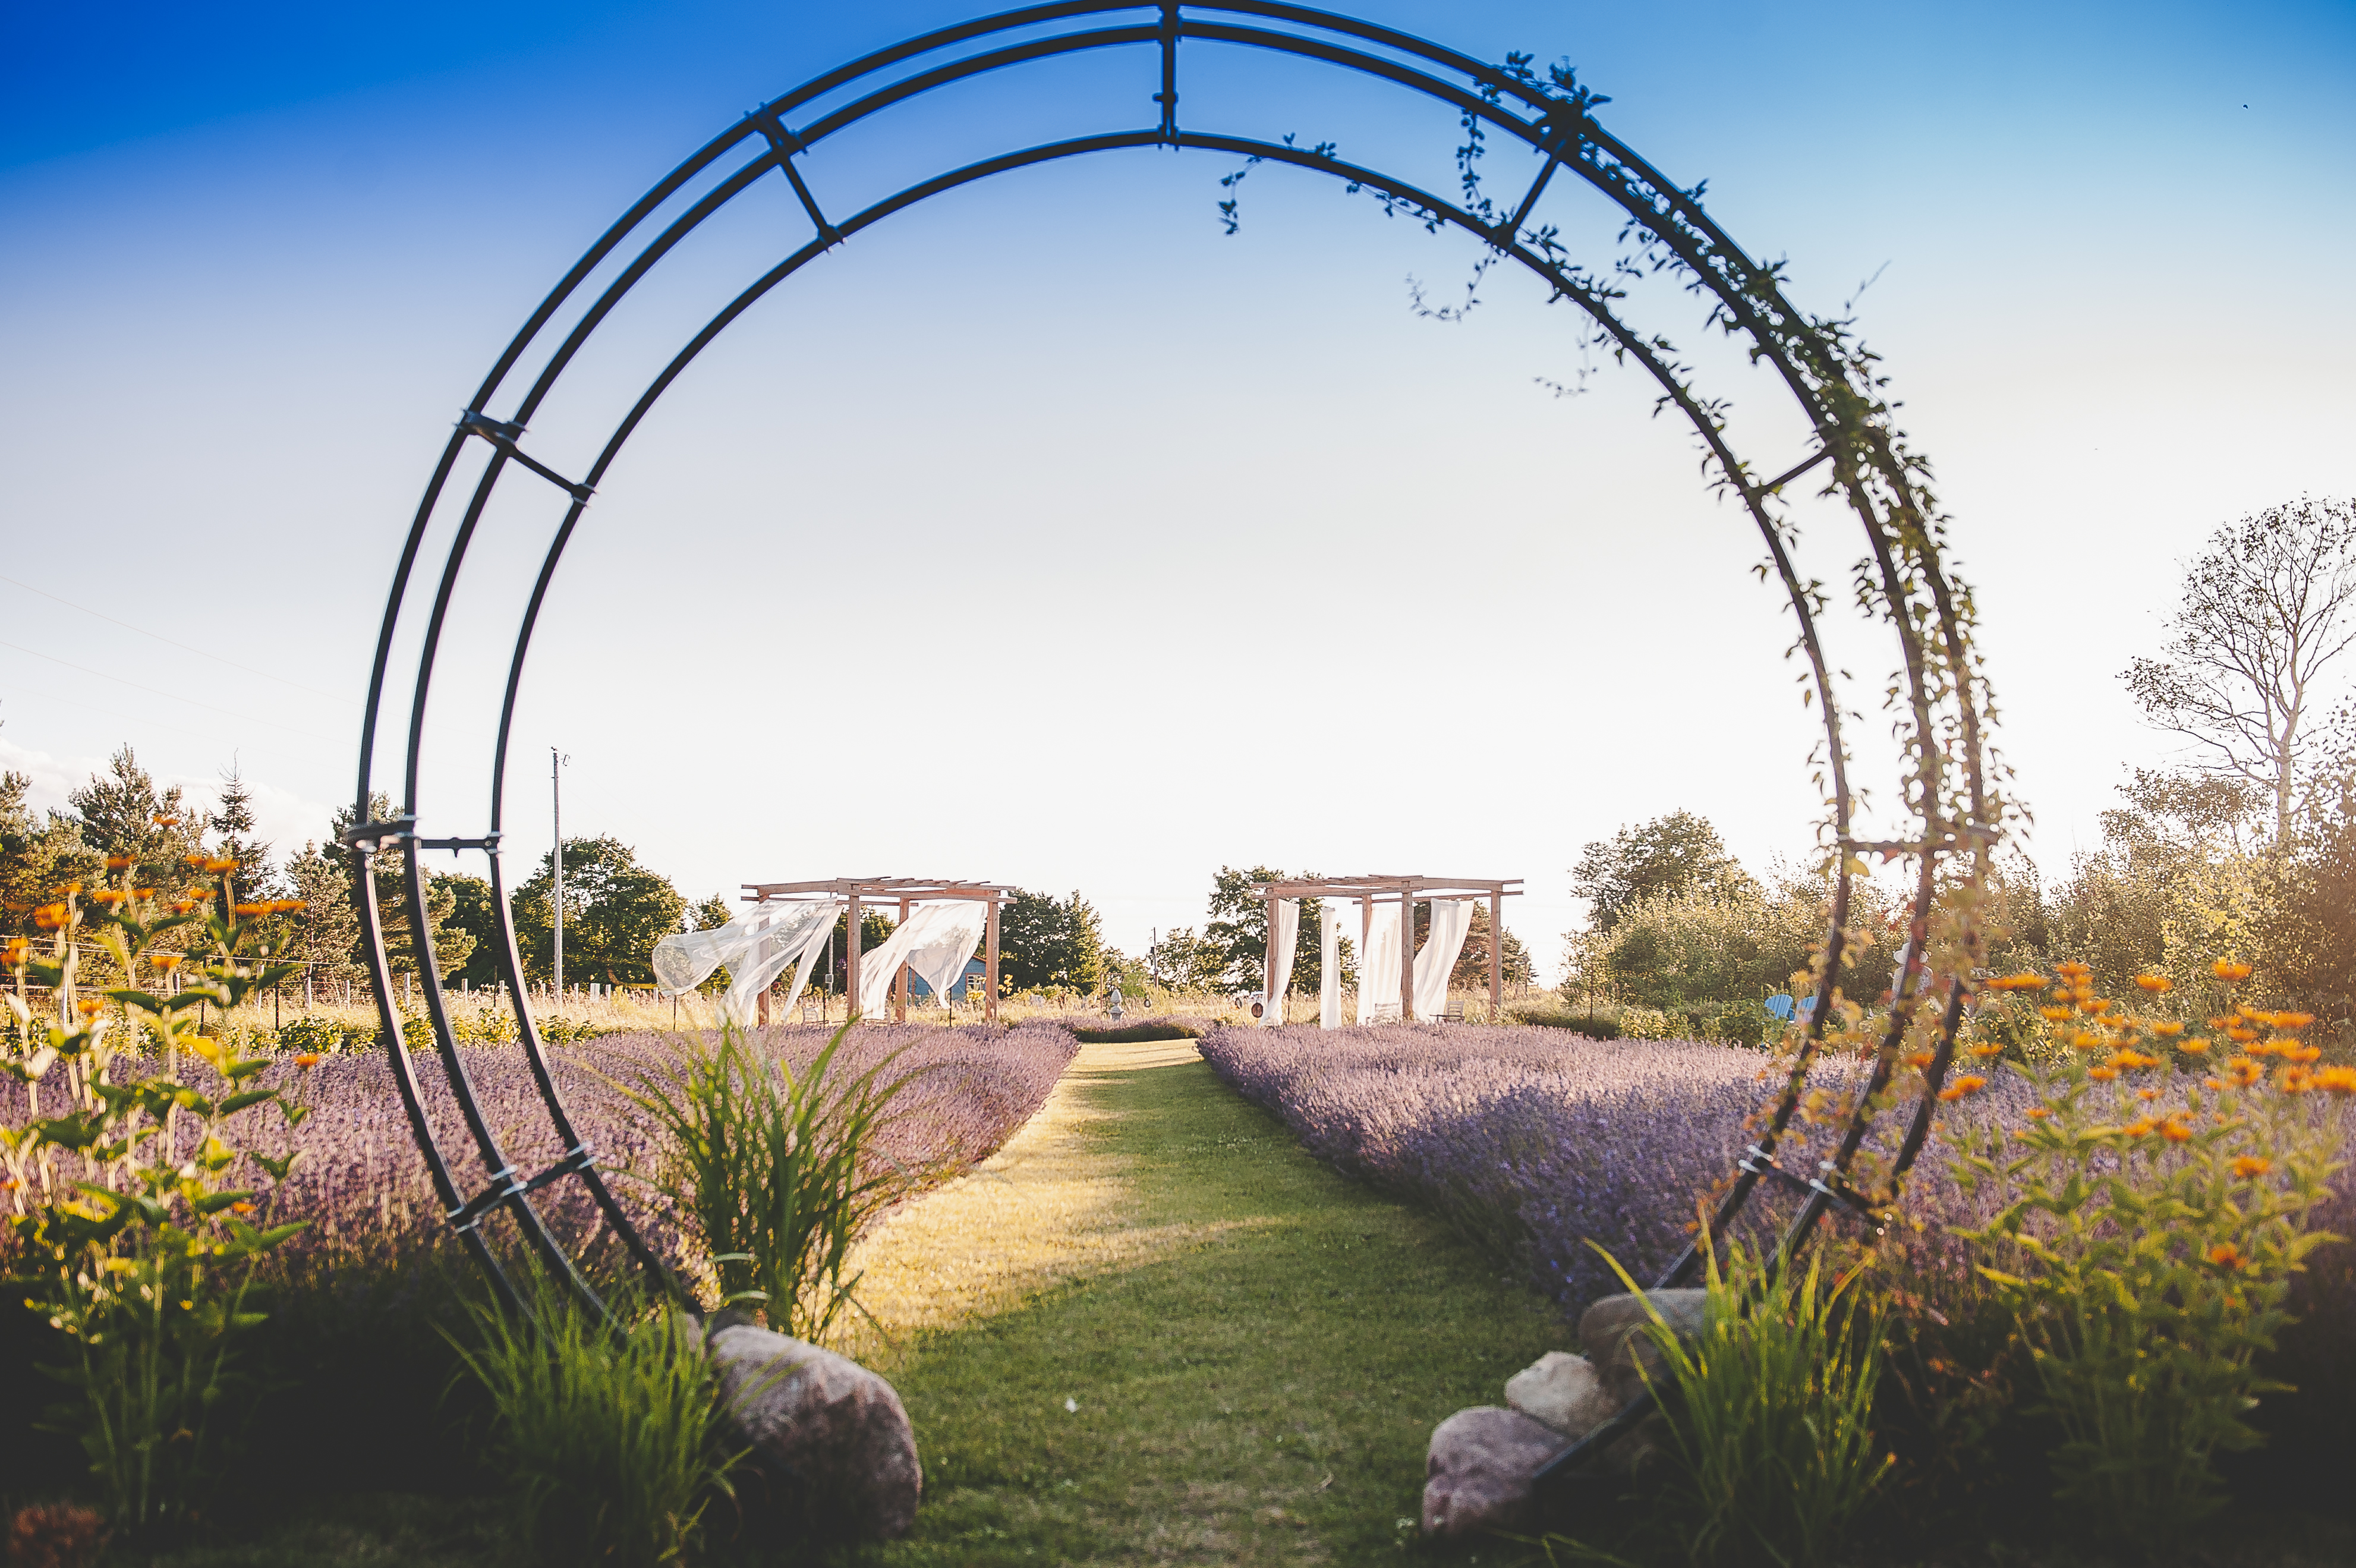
top-left (1578, 1287), bottom-right (1708, 1409)
top-left (1505, 1351), bottom-right (1615, 1441)
top-left (1420, 1406), bottom-right (1564, 1539)
top-left (706, 1323), bottom-right (922, 1540)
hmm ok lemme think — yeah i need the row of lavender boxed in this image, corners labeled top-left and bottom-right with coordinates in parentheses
top-left (1, 1022), bottom-right (1079, 1291)
top-left (1196, 1024), bottom-right (2356, 1335)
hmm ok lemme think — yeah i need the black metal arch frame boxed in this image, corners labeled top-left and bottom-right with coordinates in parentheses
top-left (350, 0), bottom-right (2001, 1434)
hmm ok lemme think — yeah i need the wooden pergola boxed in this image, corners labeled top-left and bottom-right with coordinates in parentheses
top-left (1251, 874), bottom-right (1523, 1023)
top-left (739, 877), bottom-right (1015, 1024)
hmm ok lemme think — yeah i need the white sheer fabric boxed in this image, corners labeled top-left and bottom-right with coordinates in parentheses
top-left (856, 901), bottom-right (990, 1015)
top-left (1319, 901), bottom-right (1351, 1029)
top-left (1356, 901), bottom-right (1402, 1025)
top-left (1414, 898), bottom-right (1475, 1020)
top-left (1261, 898), bottom-right (1299, 1026)
top-left (650, 899), bottom-right (843, 1027)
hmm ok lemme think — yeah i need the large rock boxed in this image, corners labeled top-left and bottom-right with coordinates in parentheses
top-left (1420, 1406), bottom-right (1564, 1538)
top-left (1505, 1351), bottom-right (1616, 1441)
top-left (1578, 1287), bottom-right (1708, 1408)
top-left (705, 1322), bottom-right (922, 1540)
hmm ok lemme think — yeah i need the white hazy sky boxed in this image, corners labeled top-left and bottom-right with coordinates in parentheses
top-left (4, 1), bottom-right (2353, 980)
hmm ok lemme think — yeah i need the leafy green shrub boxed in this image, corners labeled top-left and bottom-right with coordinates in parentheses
top-left (1595, 1239), bottom-right (1893, 1568)
top-left (275, 1012), bottom-right (347, 1056)
top-left (617, 1024), bottom-right (925, 1339)
top-left (1618, 1005), bottom-right (1678, 1041)
top-left (446, 1284), bottom-right (742, 1567)
top-left (1072, 1021), bottom-right (1201, 1044)
top-left (1710, 999), bottom-right (1774, 1048)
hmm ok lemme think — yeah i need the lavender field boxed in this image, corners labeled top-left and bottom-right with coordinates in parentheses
top-left (1197, 1024), bottom-right (2356, 1350)
top-left (0, 1021), bottom-right (1080, 1293)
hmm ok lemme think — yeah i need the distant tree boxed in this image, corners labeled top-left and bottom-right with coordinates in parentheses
top-left (0, 771), bottom-right (98, 939)
top-left (997, 889), bottom-right (1107, 991)
top-left (1571, 811), bottom-right (1753, 933)
top-left (1199, 866), bottom-right (1333, 995)
top-left (511, 836), bottom-right (686, 986)
top-left (68, 745), bottom-right (205, 876)
top-left (2124, 497), bottom-right (2356, 845)
top-left (279, 839), bottom-right (361, 984)
top-left (435, 871), bottom-right (506, 987)
top-left (1145, 926), bottom-right (1224, 991)
top-left (1445, 902), bottom-right (1533, 991)
top-left (206, 760), bottom-right (277, 903)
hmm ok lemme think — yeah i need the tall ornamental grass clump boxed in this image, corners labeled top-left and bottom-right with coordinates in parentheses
top-left (446, 1283), bottom-right (743, 1568)
top-left (2, 865), bottom-right (312, 1539)
top-left (1951, 960), bottom-right (2348, 1548)
top-left (1581, 1239), bottom-right (1892, 1568)
top-left (618, 1022), bottom-right (927, 1340)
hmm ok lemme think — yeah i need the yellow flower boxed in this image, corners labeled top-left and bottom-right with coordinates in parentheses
top-left (1938, 1075), bottom-right (1988, 1102)
top-left (33, 903), bottom-right (70, 930)
top-left (2176, 1038), bottom-right (2210, 1055)
top-left (2134, 973), bottom-right (2173, 993)
top-left (2212, 960), bottom-right (2253, 982)
top-left (2232, 1156), bottom-right (2272, 1179)
top-left (1987, 972), bottom-right (2048, 991)
top-left (2314, 1066), bottom-right (2356, 1096)
top-left (2153, 1021), bottom-right (2184, 1037)
top-left (74, 999), bottom-right (103, 1018)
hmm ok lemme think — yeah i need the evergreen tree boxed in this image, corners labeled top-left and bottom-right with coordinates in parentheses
top-left (67, 745), bottom-right (205, 874)
top-left (205, 760), bottom-right (276, 903)
top-left (281, 840), bottom-right (362, 985)
top-left (329, 794), bottom-right (475, 980)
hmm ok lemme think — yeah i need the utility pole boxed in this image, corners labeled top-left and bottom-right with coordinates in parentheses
top-left (552, 748), bottom-right (569, 996)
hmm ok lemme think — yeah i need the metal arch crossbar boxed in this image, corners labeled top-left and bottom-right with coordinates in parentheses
top-left (354, 1), bottom-right (2000, 1391)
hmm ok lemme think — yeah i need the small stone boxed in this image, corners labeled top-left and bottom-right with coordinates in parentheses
top-left (1505, 1351), bottom-right (1617, 1439)
top-left (1420, 1406), bottom-right (1564, 1539)
top-left (707, 1323), bottom-right (922, 1540)
top-left (1579, 1288), bottom-right (1708, 1408)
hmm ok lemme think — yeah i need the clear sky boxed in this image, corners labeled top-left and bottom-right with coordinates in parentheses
top-left (5, 1), bottom-right (2353, 980)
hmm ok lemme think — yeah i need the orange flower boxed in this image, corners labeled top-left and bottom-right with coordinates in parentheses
top-left (2227, 1026), bottom-right (2259, 1043)
top-left (89, 889), bottom-right (127, 906)
top-left (104, 855), bottom-right (135, 871)
top-left (153, 814), bottom-right (178, 827)
top-left (1968, 1043), bottom-right (2005, 1059)
top-left (184, 854), bottom-right (209, 869)
top-left (152, 953), bottom-right (183, 972)
top-left (2108, 1049), bottom-right (2162, 1070)
top-left (2122, 1117), bottom-right (2157, 1139)
top-left (2040, 1006), bottom-right (2074, 1023)
top-left (2137, 1088), bottom-right (2159, 1101)
top-left (2177, 1038), bottom-right (2210, 1055)
top-left (232, 903), bottom-right (269, 918)
top-left (1987, 972), bottom-right (2048, 991)
top-left (2160, 1116), bottom-right (2194, 1142)
top-left (2026, 1107), bottom-right (2053, 1120)
top-left (1938, 1075), bottom-right (1988, 1103)
top-left (2225, 1057), bottom-right (2264, 1087)
top-left (1907, 1049), bottom-right (1936, 1069)
top-left (2056, 961), bottom-right (2092, 979)
top-left (271, 899), bottom-right (308, 914)
top-left (294, 1052), bottom-right (322, 1069)
top-left (229, 1201), bottom-right (256, 1215)
top-left (2275, 1011), bottom-right (2315, 1030)
top-left (2134, 973), bottom-right (2173, 993)
top-left (74, 999), bottom-right (102, 1018)
top-left (171, 900), bottom-right (196, 915)
top-left (2314, 1066), bottom-right (2356, 1096)
top-left (2, 937), bottom-right (27, 965)
top-left (2088, 1066), bottom-right (2120, 1082)
top-left (130, 886), bottom-right (155, 899)
top-left (2232, 1156), bottom-right (2272, 1179)
top-left (2280, 1043), bottom-right (2322, 1065)
top-left (2207, 1242), bottom-right (2247, 1271)
top-left (33, 903), bottom-right (70, 930)
top-left (2213, 960), bottom-right (2253, 982)
top-left (203, 857), bottom-right (240, 875)
top-left (2153, 1021), bottom-right (2184, 1037)
top-left (2282, 1066), bottom-right (2314, 1094)
top-left (2079, 997), bottom-right (2113, 1015)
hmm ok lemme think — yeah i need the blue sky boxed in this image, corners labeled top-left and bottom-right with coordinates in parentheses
top-left (5, 1), bottom-right (2353, 978)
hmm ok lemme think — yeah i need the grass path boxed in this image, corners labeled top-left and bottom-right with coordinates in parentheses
top-left (839, 1039), bottom-right (1566, 1566)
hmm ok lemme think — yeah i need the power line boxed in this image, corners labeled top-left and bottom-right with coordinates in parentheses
top-left (0, 572), bottom-right (356, 706)
top-left (0, 637), bottom-right (339, 745)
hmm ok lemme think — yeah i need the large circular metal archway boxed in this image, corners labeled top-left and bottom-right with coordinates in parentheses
top-left (349, 0), bottom-right (2001, 1337)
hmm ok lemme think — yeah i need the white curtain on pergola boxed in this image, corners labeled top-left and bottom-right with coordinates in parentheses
top-left (1356, 901), bottom-right (1401, 1025)
top-left (1317, 896), bottom-right (1475, 1028)
top-left (651, 898), bottom-right (843, 1026)
top-left (1319, 901), bottom-right (1350, 1028)
top-left (1415, 898), bottom-right (1476, 1021)
top-left (1259, 897), bottom-right (1299, 1027)
top-left (855, 900), bottom-right (991, 1016)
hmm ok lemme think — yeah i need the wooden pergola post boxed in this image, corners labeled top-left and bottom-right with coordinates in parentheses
top-left (1488, 888), bottom-right (1503, 1020)
top-left (984, 895), bottom-right (1000, 1024)
top-left (845, 892), bottom-right (862, 1020)
top-left (1399, 890), bottom-right (1416, 1023)
top-left (894, 896), bottom-right (912, 1023)
top-left (1264, 899), bottom-right (1281, 1022)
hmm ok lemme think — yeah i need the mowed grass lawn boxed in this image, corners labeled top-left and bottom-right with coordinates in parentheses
top-left (839, 1039), bottom-right (1566, 1566)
